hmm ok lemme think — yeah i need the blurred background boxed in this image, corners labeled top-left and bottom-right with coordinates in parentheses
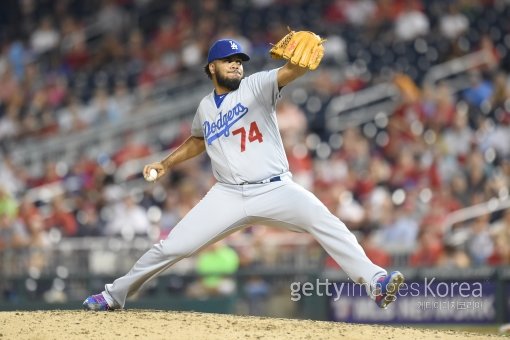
top-left (0, 0), bottom-right (509, 333)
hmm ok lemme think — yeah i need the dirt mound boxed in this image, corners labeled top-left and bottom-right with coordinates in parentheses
top-left (0, 310), bottom-right (504, 339)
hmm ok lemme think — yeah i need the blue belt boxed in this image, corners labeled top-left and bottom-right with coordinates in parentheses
top-left (267, 176), bottom-right (281, 183)
top-left (240, 176), bottom-right (281, 185)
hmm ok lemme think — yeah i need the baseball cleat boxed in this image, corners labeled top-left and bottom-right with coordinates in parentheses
top-left (83, 293), bottom-right (116, 311)
top-left (374, 271), bottom-right (405, 309)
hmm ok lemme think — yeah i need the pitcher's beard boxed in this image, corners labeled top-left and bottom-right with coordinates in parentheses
top-left (217, 73), bottom-right (242, 91)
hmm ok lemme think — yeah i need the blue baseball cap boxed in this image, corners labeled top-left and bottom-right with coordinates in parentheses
top-left (207, 39), bottom-right (250, 63)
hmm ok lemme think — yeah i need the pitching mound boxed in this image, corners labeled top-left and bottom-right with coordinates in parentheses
top-left (0, 310), bottom-right (505, 339)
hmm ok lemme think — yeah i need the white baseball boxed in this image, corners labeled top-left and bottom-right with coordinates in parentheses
top-left (146, 169), bottom-right (158, 181)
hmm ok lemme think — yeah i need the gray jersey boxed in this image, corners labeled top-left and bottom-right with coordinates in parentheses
top-left (191, 68), bottom-right (289, 184)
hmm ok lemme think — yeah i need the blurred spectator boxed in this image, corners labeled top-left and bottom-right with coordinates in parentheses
top-left (64, 158), bottom-right (99, 194)
top-left (344, 0), bottom-right (377, 26)
top-left (0, 153), bottom-right (27, 196)
top-left (86, 87), bottom-right (123, 126)
top-left (425, 82), bottom-right (456, 131)
top-left (389, 147), bottom-right (422, 190)
top-left (0, 186), bottom-right (18, 219)
top-left (37, 161), bottom-right (63, 187)
top-left (104, 193), bottom-right (152, 239)
top-left (478, 34), bottom-right (501, 73)
top-left (243, 276), bottom-right (270, 316)
top-left (180, 17), bottom-right (216, 69)
top-left (477, 116), bottom-right (510, 160)
top-left (437, 244), bottom-right (471, 268)
top-left (0, 186), bottom-right (29, 250)
top-left (18, 196), bottom-right (42, 230)
top-left (409, 229), bottom-right (443, 267)
top-left (186, 241), bottom-right (240, 298)
top-left (466, 214), bottom-right (495, 265)
top-left (137, 45), bottom-right (177, 94)
top-left (110, 81), bottom-right (135, 117)
top-left (46, 74), bottom-right (68, 108)
top-left (381, 114), bottom-right (417, 162)
top-left (39, 109), bottom-right (59, 137)
top-left (464, 151), bottom-right (490, 200)
top-left (153, 17), bottom-right (182, 54)
top-left (449, 172), bottom-right (470, 207)
top-left (336, 188), bottom-right (365, 229)
top-left (45, 196), bottom-right (78, 237)
top-left (159, 190), bottom-right (182, 239)
top-left (181, 34), bottom-right (209, 69)
top-left (57, 95), bottom-right (88, 133)
top-left (170, 0), bottom-right (193, 36)
top-left (490, 208), bottom-right (510, 264)
top-left (359, 231), bottom-right (392, 268)
top-left (0, 212), bottom-right (29, 251)
top-left (324, 0), bottom-right (376, 26)
top-left (440, 106), bottom-right (474, 161)
top-left (75, 203), bottom-right (105, 237)
top-left (126, 27), bottom-right (147, 64)
top-left (374, 202), bottom-right (419, 253)
top-left (462, 70), bottom-right (493, 108)
top-left (371, 0), bottom-right (403, 31)
top-left (60, 16), bottom-right (87, 52)
top-left (0, 102), bottom-right (21, 140)
top-left (112, 133), bottom-right (152, 166)
top-left (0, 66), bottom-right (20, 108)
top-left (30, 17), bottom-right (60, 55)
top-left (421, 187), bottom-right (462, 236)
top-left (323, 34), bottom-right (348, 66)
top-left (95, 0), bottom-right (128, 37)
top-left (277, 99), bottom-right (308, 144)
top-left (365, 186), bottom-right (391, 227)
top-left (439, 3), bottom-right (469, 40)
top-left (489, 71), bottom-right (510, 109)
top-left (394, 0), bottom-right (429, 41)
top-left (369, 156), bottom-right (392, 186)
top-left (6, 40), bottom-right (28, 80)
top-left (285, 141), bottom-right (314, 190)
top-left (17, 197), bottom-right (49, 268)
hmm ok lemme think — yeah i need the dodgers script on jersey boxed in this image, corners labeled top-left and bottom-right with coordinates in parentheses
top-left (191, 68), bottom-right (289, 184)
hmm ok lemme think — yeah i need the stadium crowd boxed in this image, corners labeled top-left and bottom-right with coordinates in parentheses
top-left (1, 0), bottom-right (510, 284)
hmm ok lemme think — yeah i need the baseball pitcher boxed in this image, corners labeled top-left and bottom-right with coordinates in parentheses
top-left (83, 30), bottom-right (404, 311)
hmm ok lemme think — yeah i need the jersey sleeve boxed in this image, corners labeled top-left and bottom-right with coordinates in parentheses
top-left (244, 68), bottom-right (281, 109)
top-left (191, 109), bottom-right (204, 137)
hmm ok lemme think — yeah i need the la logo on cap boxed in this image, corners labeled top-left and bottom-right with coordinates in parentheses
top-left (207, 39), bottom-right (249, 63)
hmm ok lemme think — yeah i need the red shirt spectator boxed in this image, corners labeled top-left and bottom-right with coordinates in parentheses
top-left (45, 196), bottom-right (78, 236)
top-left (409, 229), bottom-right (443, 267)
top-left (389, 147), bottom-right (422, 189)
top-left (112, 134), bottom-right (152, 166)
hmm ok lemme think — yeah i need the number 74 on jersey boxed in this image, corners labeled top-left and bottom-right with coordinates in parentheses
top-left (233, 121), bottom-right (263, 152)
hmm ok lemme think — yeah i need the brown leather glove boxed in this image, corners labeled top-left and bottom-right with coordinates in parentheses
top-left (269, 29), bottom-right (325, 70)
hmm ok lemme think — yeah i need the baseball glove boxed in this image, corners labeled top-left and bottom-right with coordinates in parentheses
top-left (269, 29), bottom-right (325, 70)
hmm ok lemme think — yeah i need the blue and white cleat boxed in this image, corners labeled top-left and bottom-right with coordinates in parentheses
top-left (374, 271), bottom-right (405, 309)
top-left (83, 293), bottom-right (116, 311)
